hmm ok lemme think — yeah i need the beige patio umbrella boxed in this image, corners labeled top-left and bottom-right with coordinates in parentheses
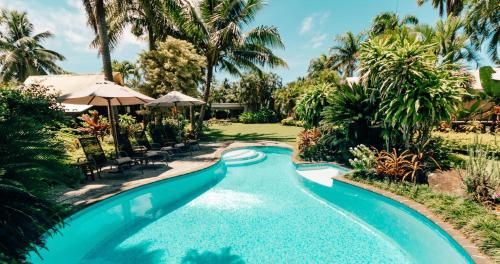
top-left (59, 81), bottom-right (154, 157)
top-left (145, 91), bottom-right (205, 137)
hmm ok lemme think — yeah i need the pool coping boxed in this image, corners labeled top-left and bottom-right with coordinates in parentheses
top-left (71, 141), bottom-right (493, 264)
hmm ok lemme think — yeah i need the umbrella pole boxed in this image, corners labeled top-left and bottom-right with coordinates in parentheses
top-left (107, 98), bottom-right (119, 158)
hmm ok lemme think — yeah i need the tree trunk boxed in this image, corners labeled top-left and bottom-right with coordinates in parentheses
top-left (196, 64), bottom-right (213, 136)
top-left (147, 23), bottom-right (156, 51)
top-left (95, 0), bottom-right (113, 81)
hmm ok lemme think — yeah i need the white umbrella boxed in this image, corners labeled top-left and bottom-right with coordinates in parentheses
top-left (59, 81), bottom-right (154, 157)
top-left (145, 91), bottom-right (205, 107)
top-left (146, 91), bottom-right (205, 138)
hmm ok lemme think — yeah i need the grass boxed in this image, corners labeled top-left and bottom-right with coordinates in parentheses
top-left (433, 131), bottom-right (499, 151)
top-left (203, 123), bottom-right (303, 147)
top-left (347, 173), bottom-right (500, 261)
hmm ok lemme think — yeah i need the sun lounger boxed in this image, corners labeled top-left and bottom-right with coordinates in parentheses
top-left (78, 136), bottom-right (135, 176)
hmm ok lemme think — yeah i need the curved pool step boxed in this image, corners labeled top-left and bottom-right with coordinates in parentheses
top-left (222, 149), bottom-right (267, 166)
top-left (296, 166), bottom-right (345, 187)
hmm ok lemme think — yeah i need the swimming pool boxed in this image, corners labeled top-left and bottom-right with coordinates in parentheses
top-left (31, 146), bottom-right (473, 263)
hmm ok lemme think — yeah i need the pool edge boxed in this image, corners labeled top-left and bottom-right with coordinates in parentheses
top-left (69, 140), bottom-right (492, 264)
top-left (333, 174), bottom-right (492, 264)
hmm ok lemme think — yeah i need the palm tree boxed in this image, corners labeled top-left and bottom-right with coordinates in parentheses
top-left (416, 0), bottom-right (465, 16)
top-left (465, 0), bottom-right (499, 63)
top-left (95, 0), bottom-right (178, 51)
top-left (308, 54), bottom-right (332, 77)
top-left (329, 31), bottom-right (363, 77)
top-left (82, 0), bottom-right (113, 81)
top-left (370, 12), bottom-right (419, 36)
top-left (112, 60), bottom-right (135, 82)
top-left (169, 0), bottom-right (287, 132)
top-left (433, 16), bottom-right (479, 65)
top-left (0, 9), bottom-right (65, 82)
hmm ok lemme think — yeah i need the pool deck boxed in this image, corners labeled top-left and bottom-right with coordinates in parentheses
top-left (53, 141), bottom-right (492, 264)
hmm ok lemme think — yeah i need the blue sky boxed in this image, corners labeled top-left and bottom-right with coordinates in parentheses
top-left (0, 0), bottom-right (494, 83)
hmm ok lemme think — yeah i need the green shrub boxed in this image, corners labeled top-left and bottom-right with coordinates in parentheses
top-left (461, 141), bottom-right (500, 206)
top-left (239, 109), bottom-right (277, 123)
top-left (0, 84), bottom-right (79, 262)
top-left (349, 144), bottom-right (377, 175)
top-left (281, 117), bottom-right (304, 127)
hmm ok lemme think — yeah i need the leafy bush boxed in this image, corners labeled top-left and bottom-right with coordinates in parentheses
top-left (461, 142), bottom-right (499, 206)
top-left (239, 109), bottom-right (277, 123)
top-left (0, 84), bottom-right (78, 262)
top-left (77, 110), bottom-right (110, 139)
top-left (375, 149), bottom-right (426, 183)
top-left (295, 83), bottom-right (332, 128)
top-left (118, 114), bottom-right (141, 134)
top-left (281, 117), bottom-right (304, 127)
top-left (349, 144), bottom-right (377, 174)
top-left (297, 128), bottom-right (323, 161)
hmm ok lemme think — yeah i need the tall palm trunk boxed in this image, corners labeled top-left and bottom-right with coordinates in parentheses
top-left (147, 24), bottom-right (156, 51)
top-left (197, 64), bottom-right (213, 135)
top-left (95, 0), bottom-right (113, 81)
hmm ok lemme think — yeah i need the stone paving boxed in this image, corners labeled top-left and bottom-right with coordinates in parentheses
top-left (52, 142), bottom-right (230, 208)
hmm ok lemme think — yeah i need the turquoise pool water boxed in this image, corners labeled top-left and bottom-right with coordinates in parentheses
top-left (31, 147), bottom-right (473, 263)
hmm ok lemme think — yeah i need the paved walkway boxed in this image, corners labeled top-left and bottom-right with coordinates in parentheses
top-left (52, 142), bottom-right (230, 208)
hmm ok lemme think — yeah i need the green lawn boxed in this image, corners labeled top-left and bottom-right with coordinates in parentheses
top-left (204, 123), bottom-right (303, 147)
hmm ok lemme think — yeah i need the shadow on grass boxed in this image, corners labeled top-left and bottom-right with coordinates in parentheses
top-left (203, 129), bottom-right (296, 143)
top-left (181, 247), bottom-right (245, 264)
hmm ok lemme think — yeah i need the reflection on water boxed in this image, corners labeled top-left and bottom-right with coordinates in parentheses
top-left (187, 189), bottom-right (264, 210)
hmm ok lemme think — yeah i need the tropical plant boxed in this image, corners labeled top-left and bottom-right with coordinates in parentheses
top-left (321, 83), bottom-right (382, 149)
top-left (95, 0), bottom-right (177, 51)
top-left (465, 0), bottom-right (500, 63)
top-left (307, 54), bottom-right (332, 77)
top-left (359, 37), bottom-right (468, 149)
top-left (461, 139), bottom-right (500, 206)
top-left (238, 72), bottom-right (282, 111)
top-left (370, 12), bottom-right (419, 36)
top-left (297, 128), bottom-right (323, 161)
top-left (375, 149), bottom-right (425, 182)
top-left (417, 0), bottom-right (465, 16)
top-left (166, 0), bottom-right (287, 133)
top-left (138, 37), bottom-right (206, 97)
top-left (0, 83), bottom-right (78, 261)
top-left (118, 113), bottom-right (141, 134)
top-left (349, 144), bottom-right (377, 174)
top-left (295, 83), bottom-right (333, 128)
top-left (238, 108), bottom-right (277, 123)
top-left (274, 81), bottom-right (304, 118)
top-left (77, 110), bottom-right (110, 139)
top-left (112, 60), bottom-right (136, 83)
top-left (210, 79), bottom-right (240, 103)
top-left (0, 9), bottom-right (65, 82)
top-left (479, 66), bottom-right (500, 104)
top-left (415, 16), bottom-right (479, 65)
top-left (329, 32), bottom-right (363, 77)
top-left (82, 0), bottom-right (114, 80)
top-left (280, 117), bottom-right (304, 127)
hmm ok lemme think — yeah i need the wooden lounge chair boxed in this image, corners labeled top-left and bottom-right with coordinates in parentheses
top-left (78, 136), bottom-right (135, 176)
top-left (133, 131), bottom-right (172, 161)
top-left (117, 132), bottom-right (165, 168)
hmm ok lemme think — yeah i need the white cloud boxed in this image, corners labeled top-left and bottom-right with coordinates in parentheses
top-left (310, 34), bottom-right (327, 48)
top-left (299, 11), bottom-right (330, 35)
top-left (0, 0), bottom-right (146, 55)
top-left (299, 16), bottom-right (313, 34)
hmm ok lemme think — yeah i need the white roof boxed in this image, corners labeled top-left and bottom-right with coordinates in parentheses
top-left (24, 73), bottom-right (124, 96)
top-left (24, 73), bottom-right (125, 112)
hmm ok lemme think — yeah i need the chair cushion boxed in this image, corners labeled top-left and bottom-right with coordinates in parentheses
top-left (115, 157), bottom-right (132, 164)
